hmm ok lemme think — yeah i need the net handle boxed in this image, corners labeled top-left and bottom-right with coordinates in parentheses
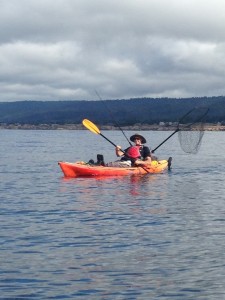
top-left (152, 107), bottom-right (209, 153)
top-left (178, 107), bottom-right (209, 129)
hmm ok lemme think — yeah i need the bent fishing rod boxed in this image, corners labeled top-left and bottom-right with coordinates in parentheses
top-left (95, 90), bottom-right (132, 146)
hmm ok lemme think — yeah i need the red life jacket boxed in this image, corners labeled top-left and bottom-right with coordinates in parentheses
top-left (126, 146), bottom-right (141, 159)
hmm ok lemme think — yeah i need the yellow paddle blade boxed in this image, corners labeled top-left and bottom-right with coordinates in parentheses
top-left (82, 119), bottom-right (100, 135)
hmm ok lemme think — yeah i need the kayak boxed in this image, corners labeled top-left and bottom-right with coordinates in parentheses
top-left (58, 159), bottom-right (171, 178)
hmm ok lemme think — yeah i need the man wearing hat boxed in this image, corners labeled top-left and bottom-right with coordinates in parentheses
top-left (115, 133), bottom-right (152, 167)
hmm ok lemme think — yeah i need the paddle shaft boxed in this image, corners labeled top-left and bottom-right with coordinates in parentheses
top-left (100, 132), bottom-right (125, 154)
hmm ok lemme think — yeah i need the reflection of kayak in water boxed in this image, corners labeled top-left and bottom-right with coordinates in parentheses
top-left (58, 158), bottom-right (172, 178)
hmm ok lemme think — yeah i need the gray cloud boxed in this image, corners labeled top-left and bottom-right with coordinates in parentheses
top-left (1, 0), bottom-right (225, 101)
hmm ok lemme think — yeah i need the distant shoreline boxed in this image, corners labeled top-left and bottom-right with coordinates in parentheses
top-left (0, 123), bottom-right (225, 131)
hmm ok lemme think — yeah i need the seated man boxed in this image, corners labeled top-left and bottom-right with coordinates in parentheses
top-left (116, 133), bottom-right (152, 167)
top-left (106, 133), bottom-right (153, 168)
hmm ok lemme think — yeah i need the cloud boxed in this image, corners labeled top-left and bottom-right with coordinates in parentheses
top-left (0, 0), bottom-right (225, 101)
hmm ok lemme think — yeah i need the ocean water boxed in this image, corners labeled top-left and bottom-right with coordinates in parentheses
top-left (1, 129), bottom-right (225, 299)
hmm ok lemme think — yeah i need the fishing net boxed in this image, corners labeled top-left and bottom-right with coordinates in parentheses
top-left (177, 107), bottom-right (208, 154)
top-left (152, 107), bottom-right (209, 153)
top-left (178, 129), bottom-right (205, 154)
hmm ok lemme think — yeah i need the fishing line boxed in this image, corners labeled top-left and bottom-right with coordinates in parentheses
top-left (95, 90), bottom-right (132, 146)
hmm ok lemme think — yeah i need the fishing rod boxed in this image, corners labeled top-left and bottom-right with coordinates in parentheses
top-left (95, 90), bottom-right (132, 146)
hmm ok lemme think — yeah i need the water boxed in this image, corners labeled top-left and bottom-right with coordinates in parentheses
top-left (1, 129), bottom-right (225, 299)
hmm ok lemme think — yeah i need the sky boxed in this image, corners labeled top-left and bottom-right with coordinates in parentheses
top-left (1, 0), bottom-right (225, 102)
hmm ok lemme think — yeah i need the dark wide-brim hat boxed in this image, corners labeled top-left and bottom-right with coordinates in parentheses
top-left (130, 133), bottom-right (146, 144)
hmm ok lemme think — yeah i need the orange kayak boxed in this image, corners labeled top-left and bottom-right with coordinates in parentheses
top-left (58, 159), bottom-right (171, 177)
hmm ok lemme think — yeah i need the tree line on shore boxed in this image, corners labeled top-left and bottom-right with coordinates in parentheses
top-left (0, 96), bottom-right (225, 126)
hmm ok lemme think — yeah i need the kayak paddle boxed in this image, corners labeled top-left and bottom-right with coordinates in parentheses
top-left (82, 119), bottom-right (150, 173)
top-left (82, 118), bottom-right (120, 150)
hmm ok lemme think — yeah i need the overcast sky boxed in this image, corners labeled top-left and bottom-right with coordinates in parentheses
top-left (1, 0), bottom-right (225, 102)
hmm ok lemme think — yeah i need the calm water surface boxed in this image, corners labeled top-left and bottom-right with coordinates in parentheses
top-left (0, 130), bottom-right (225, 299)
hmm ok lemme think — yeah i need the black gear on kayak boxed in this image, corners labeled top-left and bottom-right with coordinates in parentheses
top-left (88, 155), bottom-right (105, 166)
top-left (88, 159), bottom-right (95, 165)
top-left (97, 154), bottom-right (105, 166)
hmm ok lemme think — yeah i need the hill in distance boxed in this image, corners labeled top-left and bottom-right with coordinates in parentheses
top-left (0, 96), bottom-right (225, 126)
